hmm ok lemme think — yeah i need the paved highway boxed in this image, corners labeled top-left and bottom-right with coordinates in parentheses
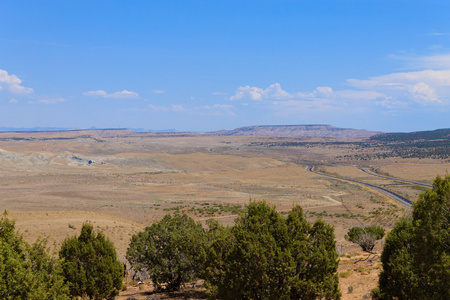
top-left (306, 166), bottom-right (412, 209)
top-left (358, 168), bottom-right (432, 188)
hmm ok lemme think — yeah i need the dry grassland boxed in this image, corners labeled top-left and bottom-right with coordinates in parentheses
top-left (1, 130), bottom-right (449, 299)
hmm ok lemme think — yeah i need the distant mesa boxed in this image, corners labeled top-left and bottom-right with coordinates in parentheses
top-left (212, 125), bottom-right (382, 139)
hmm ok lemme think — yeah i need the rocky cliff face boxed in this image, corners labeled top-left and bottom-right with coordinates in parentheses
top-left (213, 125), bottom-right (381, 139)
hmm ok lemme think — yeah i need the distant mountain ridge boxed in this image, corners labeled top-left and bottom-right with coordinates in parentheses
top-left (370, 128), bottom-right (450, 141)
top-left (213, 125), bottom-right (381, 139)
top-left (0, 127), bottom-right (175, 133)
top-left (3, 125), bottom-right (448, 140)
top-left (0, 127), bottom-right (77, 132)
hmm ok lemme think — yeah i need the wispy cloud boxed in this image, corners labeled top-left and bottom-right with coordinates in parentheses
top-left (83, 89), bottom-right (139, 98)
top-left (148, 104), bottom-right (185, 112)
top-left (229, 83), bottom-right (386, 103)
top-left (195, 104), bottom-right (235, 116)
top-left (146, 103), bottom-right (234, 117)
top-left (390, 53), bottom-right (450, 70)
top-left (0, 69), bottom-right (33, 94)
top-left (152, 89), bottom-right (166, 94)
top-left (28, 98), bottom-right (65, 104)
top-left (427, 32), bottom-right (450, 36)
top-left (37, 98), bottom-right (65, 104)
top-left (347, 69), bottom-right (450, 104)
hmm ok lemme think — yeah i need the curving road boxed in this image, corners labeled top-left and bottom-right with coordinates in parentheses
top-left (358, 168), bottom-right (433, 188)
top-left (307, 166), bottom-right (412, 209)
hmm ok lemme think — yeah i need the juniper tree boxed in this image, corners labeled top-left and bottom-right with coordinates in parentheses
top-left (203, 201), bottom-right (341, 300)
top-left (0, 211), bottom-right (69, 300)
top-left (59, 222), bottom-right (123, 300)
top-left (126, 213), bottom-right (205, 291)
top-left (373, 175), bottom-right (450, 299)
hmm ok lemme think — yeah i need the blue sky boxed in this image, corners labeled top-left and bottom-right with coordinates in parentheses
top-left (1, 0), bottom-right (450, 132)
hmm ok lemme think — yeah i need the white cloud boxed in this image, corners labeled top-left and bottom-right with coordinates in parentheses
top-left (410, 82), bottom-right (439, 103)
top-left (314, 86), bottom-right (333, 97)
top-left (83, 89), bottom-right (139, 98)
top-left (10, 98), bottom-right (18, 103)
top-left (0, 69), bottom-right (33, 94)
top-left (110, 90), bottom-right (139, 98)
top-left (152, 89), bottom-right (166, 94)
top-left (230, 83), bottom-right (386, 103)
top-left (227, 52), bottom-right (450, 120)
top-left (83, 90), bottom-right (108, 97)
top-left (212, 92), bottom-right (227, 96)
top-left (347, 70), bottom-right (450, 104)
top-left (230, 83), bottom-right (290, 101)
top-left (230, 68), bottom-right (450, 115)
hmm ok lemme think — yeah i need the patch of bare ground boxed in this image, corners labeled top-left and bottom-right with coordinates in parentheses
top-left (380, 162), bottom-right (450, 182)
top-left (117, 280), bottom-right (207, 300)
top-left (9, 211), bottom-right (143, 259)
top-left (337, 244), bottom-right (384, 299)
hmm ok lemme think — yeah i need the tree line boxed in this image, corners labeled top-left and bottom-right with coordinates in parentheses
top-left (1, 175), bottom-right (449, 299)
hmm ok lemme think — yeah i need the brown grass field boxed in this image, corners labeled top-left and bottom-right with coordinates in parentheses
top-left (1, 130), bottom-right (448, 299)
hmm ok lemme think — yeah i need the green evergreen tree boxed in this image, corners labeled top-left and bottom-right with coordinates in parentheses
top-left (374, 175), bottom-right (450, 299)
top-left (126, 213), bottom-right (205, 291)
top-left (59, 222), bottom-right (123, 300)
top-left (288, 207), bottom-right (340, 299)
top-left (203, 201), bottom-right (341, 300)
top-left (0, 211), bottom-right (69, 300)
top-left (198, 218), bottom-right (233, 298)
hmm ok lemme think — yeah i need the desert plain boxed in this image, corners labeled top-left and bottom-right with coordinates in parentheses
top-left (1, 129), bottom-right (449, 299)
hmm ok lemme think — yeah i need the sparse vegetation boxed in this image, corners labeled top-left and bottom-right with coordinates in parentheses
top-left (309, 210), bottom-right (368, 220)
top-left (339, 269), bottom-right (352, 278)
top-left (345, 226), bottom-right (385, 252)
top-left (347, 285), bottom-right (354, 293)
